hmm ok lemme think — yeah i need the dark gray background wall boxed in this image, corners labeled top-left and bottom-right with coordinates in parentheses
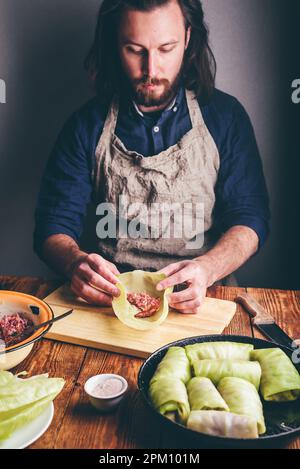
top-left (0, 0), bottom-right (299, 289)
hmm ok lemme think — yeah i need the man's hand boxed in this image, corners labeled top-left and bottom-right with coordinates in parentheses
top-left (156, 260), bottom-right (210, 314)
top-left (41, 235), bottom-right (121, 306)
top-left (70, 253), bottom-right (121, 306)
top-left (155, 226), bottom-right (260, 315)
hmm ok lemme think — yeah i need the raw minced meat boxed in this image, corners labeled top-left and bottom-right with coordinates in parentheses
top-left (0, 313), bottom-right (34, 346)
top-left (127, 292), bottom-right (161, 318)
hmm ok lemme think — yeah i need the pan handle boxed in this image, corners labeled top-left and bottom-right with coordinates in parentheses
top-left (235, 293), bottom-right (275, 326)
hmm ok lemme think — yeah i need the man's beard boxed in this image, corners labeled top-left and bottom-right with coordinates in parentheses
top-left (130, 70), bottom-right (183, 108)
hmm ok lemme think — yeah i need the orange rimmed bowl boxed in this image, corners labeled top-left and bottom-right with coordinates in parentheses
top-left (0, 291), bottom-right (54, 370)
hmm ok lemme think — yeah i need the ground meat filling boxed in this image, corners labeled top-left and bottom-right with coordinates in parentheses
top-left (127, 292), bottom-right (161, 319)
top-left (0, 313), bottom-right (34, 346)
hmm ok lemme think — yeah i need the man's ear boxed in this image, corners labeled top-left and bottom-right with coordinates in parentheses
top-left (185, 26), bottom-right (191, 50)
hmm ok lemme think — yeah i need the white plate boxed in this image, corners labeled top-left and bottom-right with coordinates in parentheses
top-left (0, 402), bottom-right (54, 449)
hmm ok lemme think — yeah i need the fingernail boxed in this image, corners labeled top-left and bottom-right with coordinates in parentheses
top-left (157, 284), bottom-right (163, 291)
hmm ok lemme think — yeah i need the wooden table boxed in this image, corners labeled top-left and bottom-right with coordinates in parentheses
top-left (1, 276), bottom-right (299, 449)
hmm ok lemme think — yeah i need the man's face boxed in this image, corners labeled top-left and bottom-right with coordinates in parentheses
top-left (118, 0), bottom-right (190, 110)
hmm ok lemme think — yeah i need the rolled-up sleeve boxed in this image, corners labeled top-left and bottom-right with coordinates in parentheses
top-left (215, 99), bottom-right (271, 250)
top-left (34, 112), bottom-right (93, 257)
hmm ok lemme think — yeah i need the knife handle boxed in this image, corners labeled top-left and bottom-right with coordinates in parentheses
top-left (235, 293), bottom-right (275, 325)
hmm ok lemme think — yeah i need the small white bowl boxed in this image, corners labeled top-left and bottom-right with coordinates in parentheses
top-left (84, 374), bottom-right (128, 413)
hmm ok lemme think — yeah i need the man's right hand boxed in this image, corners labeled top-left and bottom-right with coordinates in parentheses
top-left (41, 235), bottom-right (121, 306)
top-left (70, 253), bottom-right (121, 306)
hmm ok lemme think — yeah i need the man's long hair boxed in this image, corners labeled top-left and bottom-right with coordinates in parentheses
top-left (85, 0), bottom-right (216, 104)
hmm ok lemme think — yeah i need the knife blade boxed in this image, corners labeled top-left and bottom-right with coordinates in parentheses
top-left (235, 293), bottom-right (300, 351)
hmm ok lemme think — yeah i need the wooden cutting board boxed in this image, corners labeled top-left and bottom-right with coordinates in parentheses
top-left (43, 283), bottom-right (236, 359)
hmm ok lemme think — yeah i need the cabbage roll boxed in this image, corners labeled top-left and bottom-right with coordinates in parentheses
top-left (112, 270), bottom-right (173, 330)
top-left (149, 377), bottom-right (190, 424)
top-left (151, 347), bottom-right (191, 384)
top-left (251, 348), bottom-right (300, 401)
top-left (187, 411), bottom-right (259, 439)
top-left (218, 377), bottom-right (266, 435)
top-left (187, 377), bottom-right (229, 412)
top-left (185, 342), bottom-right (253, 362)
top-left (193, 359), bottom-right (261, 390)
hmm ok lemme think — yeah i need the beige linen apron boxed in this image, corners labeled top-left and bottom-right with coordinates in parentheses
top-left (93, 90), bottom-right (237, 287)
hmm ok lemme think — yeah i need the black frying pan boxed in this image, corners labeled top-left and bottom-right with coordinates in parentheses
top-left (138, 335), bottom-right (300, 449)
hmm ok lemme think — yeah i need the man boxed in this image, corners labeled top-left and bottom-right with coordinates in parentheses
top-left (34, 0), bottom-right (270, 314)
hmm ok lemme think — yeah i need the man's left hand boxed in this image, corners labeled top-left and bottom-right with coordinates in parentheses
top-left (156, 260), bottom-right (211, 314)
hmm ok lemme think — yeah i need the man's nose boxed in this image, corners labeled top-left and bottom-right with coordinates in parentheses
top-left (143, 51), bottom-right (158, 79)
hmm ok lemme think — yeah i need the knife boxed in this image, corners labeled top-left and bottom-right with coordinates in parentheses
top-left (235, 293), bottom-right (300, 351)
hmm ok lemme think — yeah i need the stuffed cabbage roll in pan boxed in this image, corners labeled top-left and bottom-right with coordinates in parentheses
top-left (192, 359), bottom-right (261, 390)
top-left (251, 348), bottom-right (300, 401)
top-left (187, 411), bottom-right (259, 439)
top-left (150, 347), bottom-right (191, 384)
top-left (149, 377), bottom-right (190, 424)
top-left (187, 377), bottom-right (229, 412)
top-left (218, 377), bottom-right (266, 435)
top-left (185, 342), bottom-right (253, 362)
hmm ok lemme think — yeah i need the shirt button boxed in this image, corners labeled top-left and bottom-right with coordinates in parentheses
top-left (173, 106), bottom-right (178, 112)
top-left (153, 126), bottom-right (160, 133)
